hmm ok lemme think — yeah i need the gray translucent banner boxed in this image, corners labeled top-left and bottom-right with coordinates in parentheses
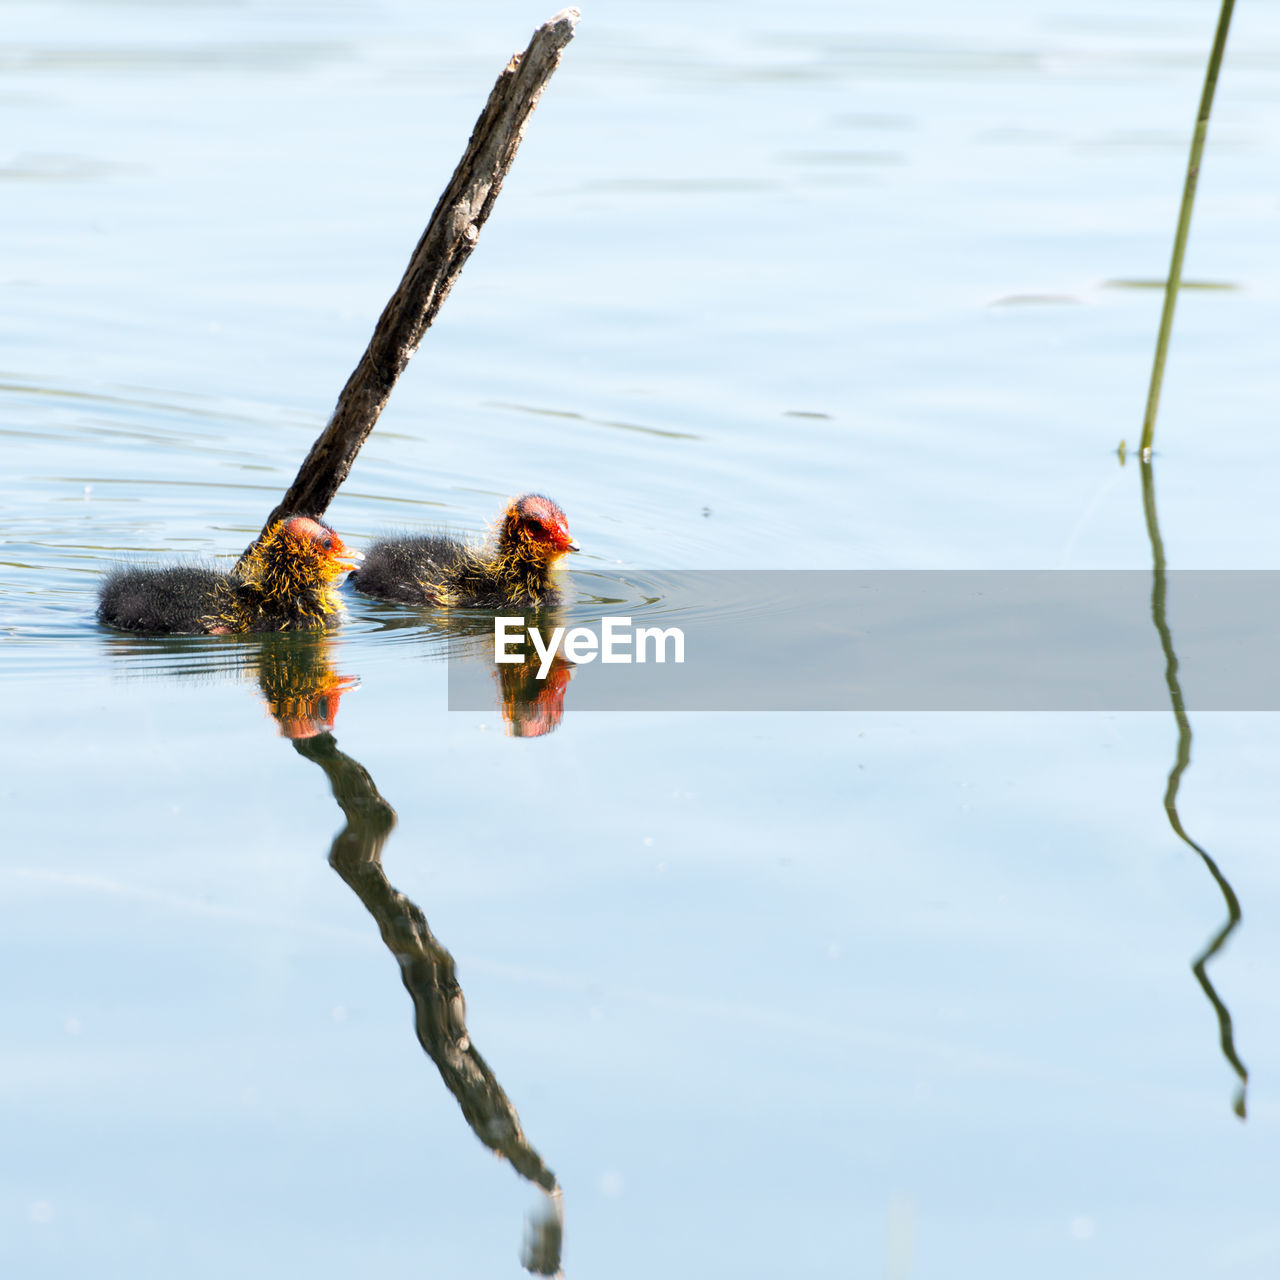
top-left (445, 571), bottom-right (1280, 712)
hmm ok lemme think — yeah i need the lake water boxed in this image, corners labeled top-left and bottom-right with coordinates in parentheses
top-left (4, 1), bottom-right (1280, 1276)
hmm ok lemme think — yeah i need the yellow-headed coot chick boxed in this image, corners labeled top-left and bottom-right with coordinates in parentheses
top-left (98, 516), bottom-right (361, 634)
top-left (349, 494), bottom-right (578, 608)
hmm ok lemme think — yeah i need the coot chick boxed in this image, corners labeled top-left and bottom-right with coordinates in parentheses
top-left (350, 494), bottom-right (578, 608)
top-left (98, 517), bottom-right (360, 634)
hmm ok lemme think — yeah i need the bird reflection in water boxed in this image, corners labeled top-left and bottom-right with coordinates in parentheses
top-left (253, 634), bottom-right (360, 740)
top-left (360, 604), bottom-right (575, 738)
top-left (252, 633), bottom-right (565, 1273)
top-left (494, 651), bottom-right (572, 738)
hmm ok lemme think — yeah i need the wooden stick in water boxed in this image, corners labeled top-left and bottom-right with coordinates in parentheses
top-left (250, 9), bottom-right (580, 546)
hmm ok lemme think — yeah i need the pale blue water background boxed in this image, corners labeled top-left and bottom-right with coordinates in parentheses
top-left (4, 0), bottom-right (1280, 1275)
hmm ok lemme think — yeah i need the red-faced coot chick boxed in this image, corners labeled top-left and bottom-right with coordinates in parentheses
top-left (349, 494), bottom-right (578, 608)
top-left (97, 517), bottom-right (361, 634)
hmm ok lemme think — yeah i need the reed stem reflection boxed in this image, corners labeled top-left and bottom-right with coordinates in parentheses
top-left (1140, 458), bottom-right (1248, 1119)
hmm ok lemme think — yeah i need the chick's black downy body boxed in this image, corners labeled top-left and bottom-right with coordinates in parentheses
top-left (97, 564), bottom-right (235, 635)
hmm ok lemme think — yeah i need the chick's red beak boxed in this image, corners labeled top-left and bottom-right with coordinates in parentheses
top-left (549, 521), bottom-right (578, 553)
top-left (332, 545), bottom-right (364, 571)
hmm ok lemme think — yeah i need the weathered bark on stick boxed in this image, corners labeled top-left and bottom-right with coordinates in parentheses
top-left (248, 8), bottom-right (579, 550)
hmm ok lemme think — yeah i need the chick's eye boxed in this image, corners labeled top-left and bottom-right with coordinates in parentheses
top-left (321, 537), bottom-right (333, 551)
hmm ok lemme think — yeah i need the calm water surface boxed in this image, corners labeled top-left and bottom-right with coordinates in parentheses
top-left (4, 1), bottom-right (1280, 1276)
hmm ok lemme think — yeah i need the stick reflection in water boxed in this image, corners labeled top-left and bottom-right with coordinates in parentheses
top-left (256, 634), bottom-right (565, 1273)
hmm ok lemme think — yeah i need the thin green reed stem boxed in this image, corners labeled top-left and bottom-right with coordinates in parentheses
top-left (1140, 0), bottom-right (1236, 458)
